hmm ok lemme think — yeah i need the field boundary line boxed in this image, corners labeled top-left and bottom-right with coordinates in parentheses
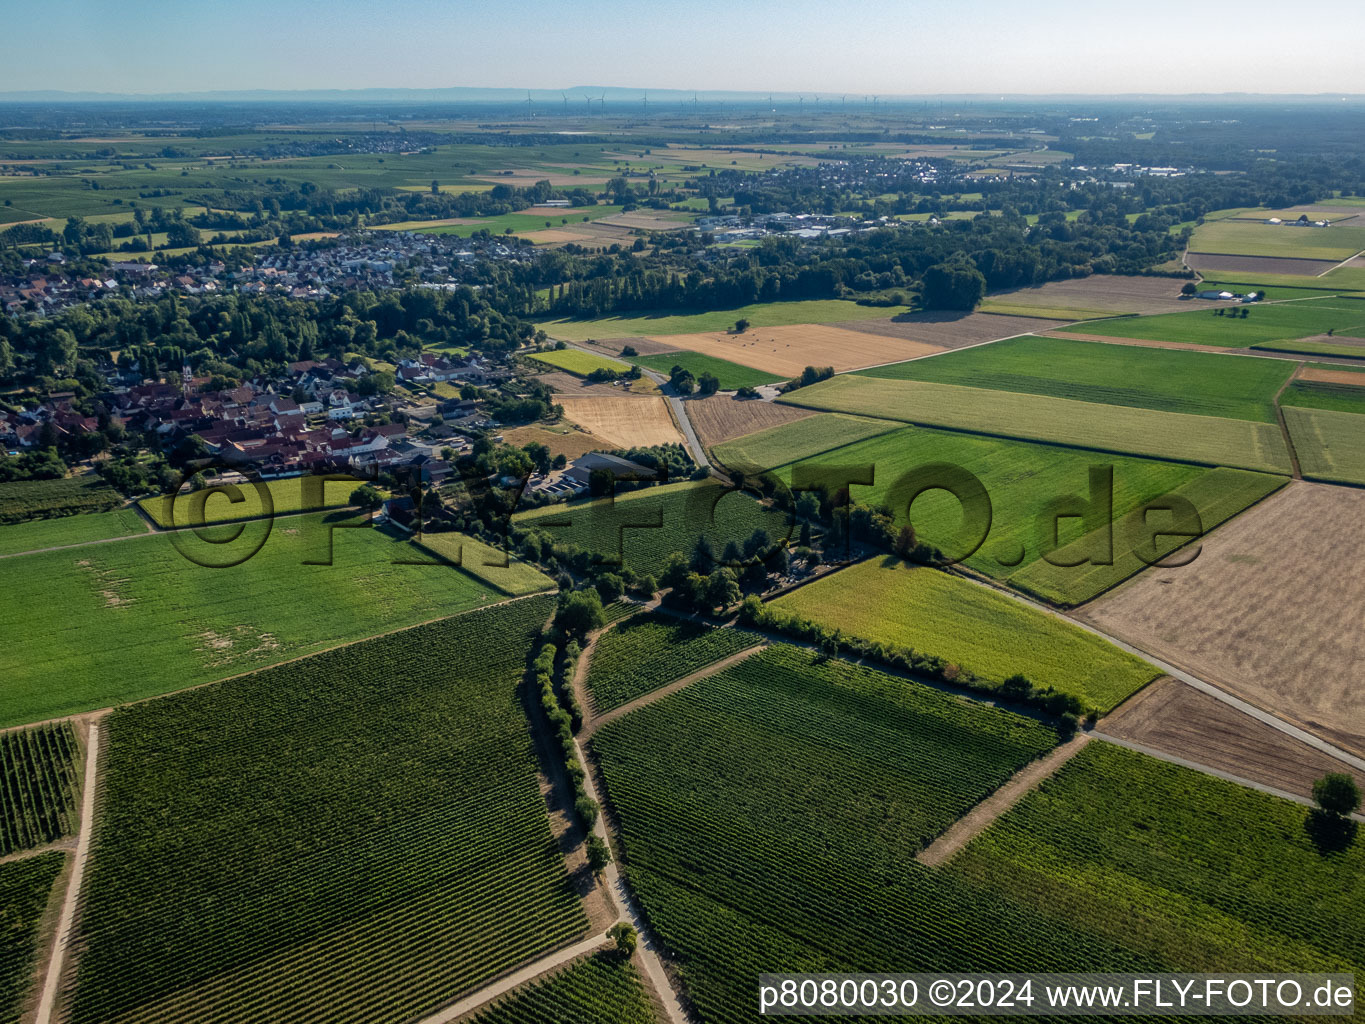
top-left (1092, 732), bottom-right (1365, 822)
top-left (1271, 365), bottom-right (1305, 479)
top-left (413, 931), bottom-right (613, 1024)
top-left (584, 643), bottom-right (768, 738)
top-left (0, 837), bottom-right (77, 868)
top-left (1316, 248), bottom-right (1365, 278)
top-left (34, 713), bottom-right (106, 1024)
top-left (917, 733), bottom-right (1090, 868)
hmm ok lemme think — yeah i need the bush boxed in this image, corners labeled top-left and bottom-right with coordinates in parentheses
top-left (575, 794), bottom-right (600, 829)
top-left (608, 921), bottom-right (637, 956)
top-left (586, 834), bottom-right (612, 876)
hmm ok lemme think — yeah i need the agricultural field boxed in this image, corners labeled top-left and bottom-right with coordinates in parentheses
top-left (525, 348), bottom-right (632, 378)
top-left (1280, 379), bottom-right (1365, 415)
top-left (535, 299), bottom-right (912, 342)
top-left (1283, 406), bottom-right (1365, 485)
top-left (500, 422), bottom-right (618, 459)
top-left (779, 375), bottom-right (1293, 473)
top-left (978, 274), bottom-right (1200, 316)
top-left (771, 560), bottom-right (1158, 712)
top-left (408, 204), bottom-right (627, 239)
top-left (0, 722), bottom-right (83, 856)
top-left (554, 395), bottom-right (685, 449)
top-left (1055, 298), bottom-right (1365, 349)
top-left (683, 395), bottom-right (815, 450)
top-left (832, 311), bottom-right (1050, 348)
top-left (139, 473), bottom-right (359, 527)
top-left (953, 742), bottom-right (1365, 979)
top-left (514, 480), bottom-right (790, 578)
top-left (630, 350), bottom-right (785, 390)
top-left (68, 596), bottom-right (589, 1024)
top-left (0, 512), bottom-right (507, 728)
top-left (585, 612), bottom-right (762, 712)
top-left (857, 335), bottom-right (1293, 422)
top-left (466, 952), bottom-right (656, 1024)
top-left (710, 412), bottom-right (898, 473)
top-left (1188, 218), bottom-right (1365, 261)
top-left (0, 475), bottom-right (123, 524)
top-left (0, 854), bottom-right (65, 1023)
top-left (408, 532), bottom-right (555, 595)
top-left (635, 323), bottom-right (946, 377)
top-left (0, 506), bottom-right (146, 557)
top-left (1083, 482), bottom-right (1365, 755)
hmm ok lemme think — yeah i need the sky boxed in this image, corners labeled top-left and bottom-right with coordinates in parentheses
top-left (4, 0), bottom-right (1364, 97)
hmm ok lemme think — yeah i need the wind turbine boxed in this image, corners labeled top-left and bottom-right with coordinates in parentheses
top-left (525, 90), bottom-right (534, 117)
top-left (561, 92), bottom-right (569, 114)
top-left (693, 91), bottom-right (698, 112)
top-left (797, 95), bottom-right (805, 112)
top-left (642, 90), bottom-right (648, 114)
top-left (583, 93), bottom-right (592, 114)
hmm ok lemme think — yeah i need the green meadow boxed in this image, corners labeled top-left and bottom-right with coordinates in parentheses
top-left (536, 299), bottom-right (910, 341)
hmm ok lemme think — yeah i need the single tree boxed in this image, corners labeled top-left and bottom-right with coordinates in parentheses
top-left (350, 483), bottom-right (384, 520)
top-left (734, 318), bottom-right (751, 333)
top-left (586, 834), bottom-right (612, 877)
top-left (1314, 773), bottom-right (1362, 817)
top-left (608, 922), bottom-right (637, 956)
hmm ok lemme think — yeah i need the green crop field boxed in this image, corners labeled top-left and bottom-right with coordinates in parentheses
top-left (761, 424), bottom-right (1282, 604)
top-left (0, 722), bottom-right (83, 857)
top-left (536, 299), bottom-right (912, 341)
top-left (632, 350), bottom-right (785, 390)
top-left (1189, 219), bottom-right (1365, 261)
top-left (1252, 338), bottom-right (1365, 358)
top-left (1056, 299), bottom-right (1365, 349)
top-left (1280, 380), bottom-right (1365, 415)
top-left (585, 612), bottom-right (762, 711)
top-left (67, 596), bottom-right (588, 1024)
top-left (0, 475), bottom-right (124, 524)
top-left (1195, 280), bottom-right (1350, 301)
top-left (710, 413), bottom-right (899, 472)
top-left (467, 952), bottom-right (656, 1024)
top-left (1283, 406), bottom-right (1365, 485)
top-left (772, 560), bottom-right (1157, 712)
top-left (857, 335), bottom-right (1294, 422)
top-left (779, 375), bottom-right (1293, 473)
top-left (0, 506), bottom-right (146, 557)
top-left (0, 512), bottom-right (508, 728)
top-left (1009, 467), bottom-right (1286, 606)
top-left (591, 644), bottom-right (1076, 1024)
top-left (0, 854), bottom-right (65, 1022)
top-left (139, 474), bottom-right (359, 527)
top-left (953, 741), bottom-right (1365, 981)
top-left (513, 480), bottom-right (790, 578)
top-left (409, 532), bottom-right (554, 595)
top-left (416, 204), bottom-right (624, 239)
top-left (975, 301), bottom-right (1112, 320)
top-left (526, 348), bottom-right (631, 377)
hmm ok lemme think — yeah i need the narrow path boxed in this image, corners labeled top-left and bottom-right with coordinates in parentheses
top-left (584, 644), bottom-right (767, 738)
top-left (35, 714), bottom-right (106, 1024)
top-left (414, 932), bottom-right (613, 1024)
top-left (0, 836), bottom-right (77, 868)
top-left (917, 734), bottom-right (1090, 868)
top-left (1093, 732), bottom-right (1365, 823)
top-left (1316, 248), bottom-right (1365, 278)
top-left (0, 527), bottom-right (161, 560)
top-left (1271, 364), bottom-right (1304, 479)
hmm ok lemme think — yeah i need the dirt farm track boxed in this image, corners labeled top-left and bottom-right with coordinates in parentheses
top-left (1082, 481), bottom-right (1365, 757)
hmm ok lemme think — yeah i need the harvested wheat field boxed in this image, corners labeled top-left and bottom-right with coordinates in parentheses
top-left (1082, 481), bottom-right (1365, 756)
top-left (536, 371), bottom-right (657, 396)
top-left (521, 228), bottom-right (598, 244)
top-left (1185, 253), bottom-right (1340, 276)
top-left (1098, 677), bottom-right (1365, 802)
top-left (555, 395), bottom-right (686, 449)
top-left (685, 395), bottom-right (816, 449)
top-left (1298, 366), bottom-right (1365, 386)
top-left (831, 311), bottom-right (1049, 350)
top-left (593, 336), bottom-right (684, 357)
top-left (501, 423), bottom-right (617, 458)
top-left (655, 324), bottom-right (945, 376)
top-left (985, 274), bottom-right (1204, 315)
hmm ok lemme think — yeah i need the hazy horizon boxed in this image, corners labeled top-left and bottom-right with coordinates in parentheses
top-left (5, 0), bottom-right (1364, 98)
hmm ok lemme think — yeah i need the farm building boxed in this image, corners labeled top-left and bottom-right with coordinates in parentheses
top-left (1196, 290), bottom-right (1234, 300)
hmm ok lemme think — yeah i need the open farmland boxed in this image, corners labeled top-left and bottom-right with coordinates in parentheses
top-left (710, 412), bottom-right (898, 472)
top-left (535, 299), bottom-right (912, 342)
top-left (554, 395), bottom-right (685, 449)
top-left (979, 274), bottom-right (1203, 316)
top-left (526, 348), bottom-right (631, 378)
top-left (0, 506), bottom-right (146, 557)
top-left (1188, 218), bottom-right (1365, 261)
top-left (466, 952), bottom-right (656, 1024)
top-left (0, 476), bottom-right (123, 524)
top-left (1098, 677), bottom-right (1365, 803)
top-left (67, 596), bottom-right (589, 1024)
top-left (0, 854), bottom-right (65, 1023)
top-left (682, 395), bottom-right (816, 450)
top-left (1281, 378), bottom-right (1365, 414)
top-left (0, 722), bottom-right (82, 856)
top-left (857, 335), bottom-right (1292, 421)
top-left (779, 375), bottom-right (1293, 473)
top-left (139, 474), bottom-right (357, 528)
top-left (408, 532), bottom-right (555, 595)
top-left (831, 310), bottom-right (1050, 348)
top-left (631, 350), bottom-right (785, 390)
top-left (1083, 481), bottom-right (1365, 755)
top-left (514, 480), bottom-right (790, 578)
top-left (1283, 406), bottom-right (1365, 485)
top-left (1055, 298), bottom-right (1365, 349)
top-left (771, 560), bottom-right (1158, 712)
top-left (0, 512), bottom-right (505, 728)
top-left (1185, 252), bottom-right (1341, 276)
top-left (640, 324), bottom-right (946, 377)
top-left (500, 422), bottom-right (618, 459)
top-left (584, 612), bottom-right (762, 712)
top-left (953, 742), bottom-right (1365, 979)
